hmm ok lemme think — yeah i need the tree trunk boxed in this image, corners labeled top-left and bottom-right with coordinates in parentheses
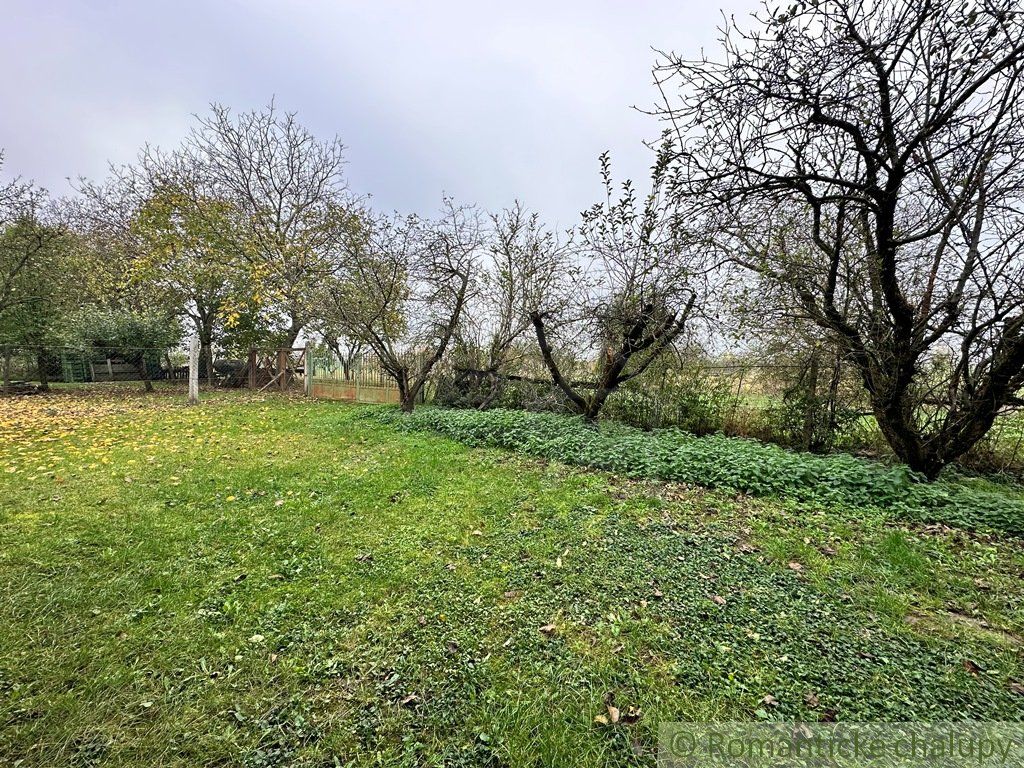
top-left (582, 388), bottom-right (612, 424)
top-left (825, 354), bottom-right (842, 443)
top-left (190, 309), bottom-right (217, 385)
top-left (283, 318), bottom-right (302, 349)
top-left (396, 368), bottom-right (417, 412)
top-left (801, 351), bottom-right (821, 451)
top-left (248, 348), bottom-right (257, 389)
top-left (195, 340), bottom-right (212, 385)
top-left (36, 349), bottom-right (49, 392)
top-left (872, 398), bottom-right (939, 479)
top-left (853, 353), bottom-right (947, 478)
top-left (476, 374), bottom-right (502, 410)
top-left (137, 354), bottom-right (154, 393)
top-left (2, 348), bottom-right (11, 392)
top-left (205, 345), bottom-right (214, 386)
top-left (398, 382), bottom-right (415, 412)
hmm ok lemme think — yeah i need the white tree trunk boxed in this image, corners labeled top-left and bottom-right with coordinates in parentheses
top-left (188, 334), bottom-right (200, 405)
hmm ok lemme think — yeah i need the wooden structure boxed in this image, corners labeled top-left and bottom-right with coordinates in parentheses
top-left (246, 347), bottom-right (308, 392)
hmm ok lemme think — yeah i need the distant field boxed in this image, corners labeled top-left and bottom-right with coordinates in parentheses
top-left (2, 389), bottom-right (1022, 767)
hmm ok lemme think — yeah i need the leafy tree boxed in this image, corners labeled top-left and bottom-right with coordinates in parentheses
top-left (58, 307), bottom-right (180, 392)
top-left (0, 220), bottom-right (71, 390)
top-left (129, 183), bottom-right (244, 381)
top-left (71, 166), bottom-right (186, 322)
top-left (1, 155), bottom-right (62, 319)
top-left (0, 158), bottom-right (69, 390)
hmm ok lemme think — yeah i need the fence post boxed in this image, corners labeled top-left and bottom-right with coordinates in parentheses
top-left (248, 347), bottom-right (256, 389)
top-left (729, 368), bottom-right (746, 427)
top-left (355, 352), bottom-right (361, 403)
top-left (188, 335), bottom-right (200, 405)
top-left (278, 348), bottom-right (288, 392)
top-left (304, 346), bottom-right (313, 398)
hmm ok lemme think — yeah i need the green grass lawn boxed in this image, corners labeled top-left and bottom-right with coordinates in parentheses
top-left (2, 389), bottom-right (1023, 767)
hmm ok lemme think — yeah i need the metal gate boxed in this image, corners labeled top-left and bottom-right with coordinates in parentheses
top-left (309, 348), bottom-right (401, 404)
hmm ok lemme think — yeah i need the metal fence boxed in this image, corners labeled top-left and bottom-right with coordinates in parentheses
top-left (5, 343), bottom-right (1019, 472)
top-left (309, 348), bottom-right (407, 404)
top-left (1, 343), bottom-right (423, 406)
top-left (0, 346), bottom-right (175, 393)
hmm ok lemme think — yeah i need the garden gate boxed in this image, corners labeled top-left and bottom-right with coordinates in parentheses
top-left (308, 348), bottom-right (401, 404)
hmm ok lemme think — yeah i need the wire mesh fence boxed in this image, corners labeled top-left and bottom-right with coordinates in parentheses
top-left (0, 345), bottom-right (310, 394)
top-left (4, 343), bottom-right (1020, 473)
top-left (0, 346), bottom-right (174, 393)
top-left (432, 355), bottom-right (861, 443)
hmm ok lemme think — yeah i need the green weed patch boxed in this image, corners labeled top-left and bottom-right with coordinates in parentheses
top-left (373, 407), bottom-right (1024, 534)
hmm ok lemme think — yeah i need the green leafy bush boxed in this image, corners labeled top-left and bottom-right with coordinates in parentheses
top-left (370, 407), bottom-right (1024, 534)
top-left (603, 369), bottom-right (736, 434)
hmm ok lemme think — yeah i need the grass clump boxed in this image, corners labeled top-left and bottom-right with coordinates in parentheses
top-left (373, 407), bottom-right (1024, 534)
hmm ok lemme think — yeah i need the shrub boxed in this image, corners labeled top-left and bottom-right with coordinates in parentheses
top-left (603, 368), bottom-right (735, 434)
top-left (433, 370), bottom-right (571, 414)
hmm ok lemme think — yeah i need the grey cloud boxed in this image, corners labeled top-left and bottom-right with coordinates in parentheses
top-left (1, 0), bottom-right (760, 226)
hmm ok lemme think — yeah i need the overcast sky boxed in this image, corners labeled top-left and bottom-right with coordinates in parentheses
top-left (2, 0), bottom-right (759, 227)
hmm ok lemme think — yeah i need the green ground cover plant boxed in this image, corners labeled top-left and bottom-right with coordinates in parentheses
top-left (374, 407), bottom-right (1024, 535)
top-left (2, 389), bottom-right (1022, 767)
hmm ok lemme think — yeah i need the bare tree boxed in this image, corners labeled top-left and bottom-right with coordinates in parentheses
top-left (333, 200), bottom-right (480, 411)
top-left (183, 102), bottom-right (358, 346)
top-left (529, 150), bottom-right (701, 422)
top-left (324, 335), bottom-right (363, 380)
top-left (449, 201), bottom-right (566, 408)
top-left (656, 0), bottom-right (1024, 478)
top-left (309, 276), bottom-right (363, 380)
